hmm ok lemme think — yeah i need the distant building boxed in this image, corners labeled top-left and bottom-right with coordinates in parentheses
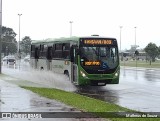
top-left (119, 51), bottom-right (147, 61)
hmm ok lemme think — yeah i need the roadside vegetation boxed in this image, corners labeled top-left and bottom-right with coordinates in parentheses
top-left (120, 60), bottom-right (160, 68)
top-left (22, 86), bottom-right (160, 121)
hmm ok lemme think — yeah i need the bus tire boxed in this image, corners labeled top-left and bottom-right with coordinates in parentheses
top-left (64, 71), bottom-right (70, 80)
top-left (40, 67), bottom-right (44, 70)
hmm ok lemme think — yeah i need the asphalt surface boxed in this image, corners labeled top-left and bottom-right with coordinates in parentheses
top-left (1, 61), bottom-right (160, 120)
top-left (0, 63), bottom-right (106, 121)
top-left (76, 66), bottom-right (160, 112)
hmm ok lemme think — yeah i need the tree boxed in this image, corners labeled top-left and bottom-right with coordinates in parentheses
top-left (20, 36), bottom-right (31, 55)
top-left (158, 46), bottom-right (160, 58)
top-left (2, 26), bottom-right (17, 55)
top-left (159, 46), bottom-right (160, 54)
top-left (144, 42), bottom-right (159, 65)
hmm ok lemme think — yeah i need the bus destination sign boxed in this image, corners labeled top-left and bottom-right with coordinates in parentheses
top-left (84, 61), bottom-right (100, 66)
top-left (84, 39), bottom-right (112, 45)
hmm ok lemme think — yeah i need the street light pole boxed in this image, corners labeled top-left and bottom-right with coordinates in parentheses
top-left (134, 26), bottom-right (137, 68)
top-left (0, 0), bottom-right (2, 73)
top-left (69, 21), bottom-right (73, 37)
top-left (18, 14), bottom-right (22, 54)
top-left (119, 26), bottom-right (123, 61)
top-left (134, 27), bottom-right (137, 50)
top-left (119, 26), bottom-right (123, 53)
top-left (18, 13), bottom-right (22, 70)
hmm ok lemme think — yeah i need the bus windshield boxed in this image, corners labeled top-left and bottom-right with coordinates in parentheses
top-left (80, 46), bottom-right (119, 73)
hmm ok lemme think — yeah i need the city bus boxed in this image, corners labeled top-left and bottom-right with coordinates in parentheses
top-left (30, 35), bottom-right (120, 86)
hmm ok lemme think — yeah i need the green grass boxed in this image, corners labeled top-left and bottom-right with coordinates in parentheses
top-left (120, 60), bottom-right (160, 68)
top-left (22, 86), bottom-right (129, 112)
top-left (1, 70), bottom-right (159, 120)
top-left (22, 86), bottom-right (160, 121)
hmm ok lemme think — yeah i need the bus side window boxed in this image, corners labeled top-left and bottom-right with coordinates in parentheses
top-left (54, 44), bottom-right (63, 58)
top-left (63, 43), bottom-right (70, 59)
top-left (47, 47), bottom-right (52, 60)
top-left (35, 47), bottom-right (39, 59)
top-left (52, 44), bottom-right (55, 58)
top-left (39, 44), bottom-right (44, 58)
top-left (31, 45), bottom-right (35, 58)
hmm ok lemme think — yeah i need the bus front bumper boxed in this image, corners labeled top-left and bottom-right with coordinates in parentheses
top-left (79, 70), bottom-right (119, 86)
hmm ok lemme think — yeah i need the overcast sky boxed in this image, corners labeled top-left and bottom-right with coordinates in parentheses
top-left (2, 0), bottom-right (160, 50)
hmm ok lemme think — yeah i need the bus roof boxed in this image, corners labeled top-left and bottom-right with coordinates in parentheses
top-left (31, 36), bottom-right (117, 44)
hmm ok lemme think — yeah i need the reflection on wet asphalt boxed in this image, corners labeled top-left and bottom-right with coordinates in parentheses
top-left (75, 67), bottom-right (160, 112)
top-left (2, 62), bottom-right (160, 113)
top-left (0, 79), bottom-right (105, 121)
top-left (0, 79), bottom-right (76, 111)
top-left (75, 86), bottom-right (119, 104)
top-left (1, 63), bottom-right (106, 121)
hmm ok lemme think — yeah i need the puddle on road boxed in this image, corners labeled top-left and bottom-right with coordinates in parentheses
top-left (75, 86), bottom-right (119, 104)
top-left (0, 79), bottom-right (77, 113)
top-left (2, 66), bottom-right (76, 92)
top-left (2, 64), bottom-right (119, 104)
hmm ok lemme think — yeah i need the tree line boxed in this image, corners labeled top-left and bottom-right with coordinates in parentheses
top-left (2, 26), bottom-right (31, 57)
top-left (144, 42), bottom-right (160, 65)
top-left (2, 26), bottom-right (160, 62)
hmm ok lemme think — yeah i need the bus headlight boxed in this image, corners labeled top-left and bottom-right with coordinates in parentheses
top-left (80, 71), bottom-right (86, 77)
top-left (114, 70), bottom-right (119, 77)
top-left (115, 72), bottom-right (118, 77)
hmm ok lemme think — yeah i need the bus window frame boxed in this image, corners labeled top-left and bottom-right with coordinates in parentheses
top-left (47, 46), bottom-right (53, 60)
top-left (62, 43), bottom-right (70, 59)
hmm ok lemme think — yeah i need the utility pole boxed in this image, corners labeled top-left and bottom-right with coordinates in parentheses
top-left (119, 26), bottom-right (123, 61)
top-left (134, 27), bottom-right (137, 50)
top-left (69, 21), bottom-right (73, 37)
top-left (18, 13), bottom-right (22, 70)
top-left (119, 26), bottom-right (123, 53)
top-left (0, 0), bottom-right (2, 73)
top-left (134, 27), bottom-right (137, 68)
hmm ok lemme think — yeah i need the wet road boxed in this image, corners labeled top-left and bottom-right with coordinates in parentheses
top-left (0, 79), bottom-right (106, 121)
top-left (2, 61), bottom-right (160, 112)
top-left (0, 63), bottom-right (106, 121)
top-left (76, 67), bottom-right (160, 112)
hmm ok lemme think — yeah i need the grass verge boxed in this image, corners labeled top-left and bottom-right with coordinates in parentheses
top-left (21, 86), bottom-right (160, 121)
top-left (120, 60), bottom-right (160, 68)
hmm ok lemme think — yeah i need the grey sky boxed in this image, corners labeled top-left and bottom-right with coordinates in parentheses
top-left (2, 0), bottom-right (160, 50)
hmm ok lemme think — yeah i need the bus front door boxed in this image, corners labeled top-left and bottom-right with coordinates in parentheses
top-left (71, 45), bottom-right (78, 84)
top-left (34, 47), bottom-right (39, 69)
top-left (47, 47), bottom-right (52, 70)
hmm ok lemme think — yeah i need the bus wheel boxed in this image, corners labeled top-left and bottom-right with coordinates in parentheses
top-left (40, 67), bottom-right (44, 70)
top-left (64, 71), bottom-right (70, 80)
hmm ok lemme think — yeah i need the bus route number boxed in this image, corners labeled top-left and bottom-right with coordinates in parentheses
top-left (84, 61), bottom-right (100, 66)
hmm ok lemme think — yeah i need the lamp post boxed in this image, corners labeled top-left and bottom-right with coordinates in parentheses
top-left (119, 26), bottom-right (123, 53)
top-left (119, 26), bottom-right (123, 61)
top-left (0, 0), bottom-right (2, 73)
top-left (134, 26), bottom-right (137, 68)
top-left (134, 27), bottom-right (137, 50)
top-left (18, 13), bottom-right (22, 70)
top-left (18, 14), bottom-right (22, 54)
top-left (69, 21), bottom-right (73, 37)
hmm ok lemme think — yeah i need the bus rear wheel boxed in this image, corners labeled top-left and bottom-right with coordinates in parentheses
top-left (64, 71), bottom-right (70, 80)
